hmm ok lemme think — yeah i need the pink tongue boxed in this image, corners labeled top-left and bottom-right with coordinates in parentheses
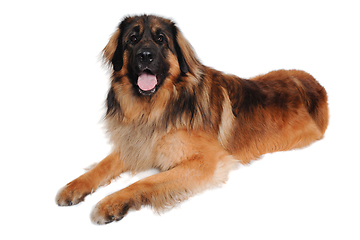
top-left (137, 73), bottom-right (157, 91)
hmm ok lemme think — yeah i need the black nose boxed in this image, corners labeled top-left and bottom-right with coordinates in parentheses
top-left (137, 50), bottom-right (154, 64)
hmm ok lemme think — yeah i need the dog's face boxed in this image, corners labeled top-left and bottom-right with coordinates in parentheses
top-left (104, 15), bottom-right (189, 96)
top-left (104, 15), bottom-right (202, 123)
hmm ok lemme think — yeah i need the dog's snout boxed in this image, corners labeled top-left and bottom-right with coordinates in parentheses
top-left (137, 50), bottom-right (154, 64)
top-left (135, 46), bottom-right (159, 74)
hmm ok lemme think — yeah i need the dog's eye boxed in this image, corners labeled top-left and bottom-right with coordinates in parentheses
top-left (130, 35), bottom-right (138, 43)
top-left (157, 35), bottom-right (165, 43)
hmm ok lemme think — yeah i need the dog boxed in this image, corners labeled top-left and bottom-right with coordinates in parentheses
top-left (56, 14), bottom-right (329, 224)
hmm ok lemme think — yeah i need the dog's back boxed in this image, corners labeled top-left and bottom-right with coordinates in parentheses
top-left (217, 69), bottom-right (329, 163)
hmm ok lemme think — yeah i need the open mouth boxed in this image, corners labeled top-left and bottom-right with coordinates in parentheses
top-left (137, 70), bottom-right (158, 95)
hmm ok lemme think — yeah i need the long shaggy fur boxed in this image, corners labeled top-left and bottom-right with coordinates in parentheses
top-left (56, 15), bottom-right (329, 225)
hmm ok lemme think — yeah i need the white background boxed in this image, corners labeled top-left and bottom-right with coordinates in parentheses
top-left (1, 0), bottom-right (359, 239)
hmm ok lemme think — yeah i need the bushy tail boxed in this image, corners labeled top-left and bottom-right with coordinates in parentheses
top-left (290, 70), bottom-right (329, 135)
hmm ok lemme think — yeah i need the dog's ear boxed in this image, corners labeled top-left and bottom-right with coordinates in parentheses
top-left (103, 28), bottom-right (122, 71)
top-left (103, 19), bottom-right (130, 71)
top-left (171, 24), bottom-right (201, 75)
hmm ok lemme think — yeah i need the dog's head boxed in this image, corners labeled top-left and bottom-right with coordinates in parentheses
top-left (103, 15), bottom-right (199, 96)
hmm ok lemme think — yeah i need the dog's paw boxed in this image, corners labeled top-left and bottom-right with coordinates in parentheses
top-left (91, 195), bottom-right (134, 225)
top-left (56, 178), bottom-right (93, 206)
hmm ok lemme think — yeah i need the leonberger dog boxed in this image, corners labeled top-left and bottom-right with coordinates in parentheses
top-left (56, 14), bottom-right (329, 224)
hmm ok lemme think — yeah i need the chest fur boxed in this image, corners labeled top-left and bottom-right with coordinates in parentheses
top-left (106, 118), bottom-right (194, 172)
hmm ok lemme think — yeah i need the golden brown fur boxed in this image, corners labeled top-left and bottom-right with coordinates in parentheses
top-left (56, 15), bottom-right (329, 224)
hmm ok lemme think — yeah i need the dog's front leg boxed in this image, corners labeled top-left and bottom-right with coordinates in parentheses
top-left (56, 151), bottom-right (126, 206)
top-left (91, 150), bottom-right (236, 224)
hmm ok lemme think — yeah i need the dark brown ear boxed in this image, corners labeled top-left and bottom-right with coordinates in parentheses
top-left (172, 26), bottom-right (188, 74)
top-left (172, 24), bottom-right (201, 75)
top-left (103, 18), bottom-right (132, 71)
top-left (102, 28), bottom-right (121, 70)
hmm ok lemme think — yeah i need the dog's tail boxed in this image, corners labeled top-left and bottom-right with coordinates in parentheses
top-left (290, 70), bottom-right (329, 135)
